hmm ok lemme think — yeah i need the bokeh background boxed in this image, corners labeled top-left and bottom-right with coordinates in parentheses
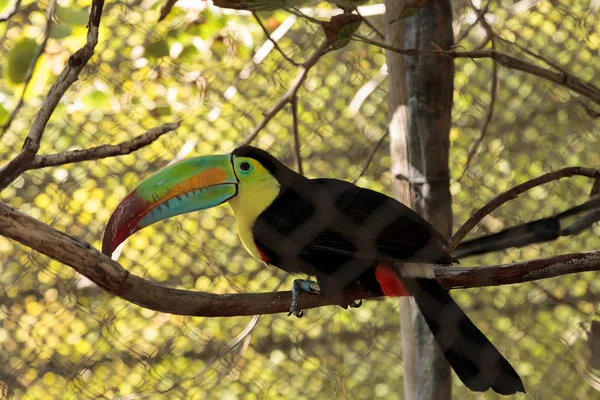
top-left (1, 0), bottom-right (599, 398)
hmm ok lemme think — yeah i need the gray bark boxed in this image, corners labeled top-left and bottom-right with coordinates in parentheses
top-left (384, 1), bottom-right (416, 399)
top-left (386, 1), bottom-right (455, 399)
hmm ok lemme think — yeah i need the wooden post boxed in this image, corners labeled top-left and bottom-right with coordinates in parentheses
top-left (385, 1), bottom-right (455, 399)
top-left (384, 2), bottom-right (415, 399)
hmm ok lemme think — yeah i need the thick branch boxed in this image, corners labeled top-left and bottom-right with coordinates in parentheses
top-left (2, 200), bottom-right (600, 318)
top-left (30, 121), bottom-right (181, 169)
top-left (0, 0), bottom-right (105, 191)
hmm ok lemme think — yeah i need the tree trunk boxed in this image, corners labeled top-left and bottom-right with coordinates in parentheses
top-left (385, 1), bottom-right (455, 399)
top-left (384, 2), bottom-right (415, 400)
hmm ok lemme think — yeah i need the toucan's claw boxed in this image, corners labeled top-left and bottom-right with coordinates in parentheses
top-left (288, 279), bottom-right (320, 318)
top-left (348, 299), bottom-right (362, 309)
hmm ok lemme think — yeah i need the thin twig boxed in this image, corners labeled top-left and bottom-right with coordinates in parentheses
top-left (458, 42), bottom-right (498, 181)
top-left (494, 33), bottom-right (569, 74)
top-left (448, 167), bottom-right (600, 251)
top-left (356, 8), bottom-right (384, 40)
top-left (353, 132), bottom-right (387, 184)
top-left (454, 0), bottom-right (493, 44)
top-left (290, 94), bottom-right (303, 174)
top-left (579, 101), bottom-right (600, 119)
top-left (0, 0), bottom-right (106, 191)
top-left (0, 0), bottom-right (22, 22)
top-left (3, 200), bottom-right (600, 317)
top-left (453, 196), bottom-right (600, 258)
top-left (252, 12), bottom-right (300, 66)
top-left (351, 34), bottom-right (600, 105)
top-left (158, 0), bottom-right (178, 21)
top-left (191, 315), bottom-right (261, 382)
top-left (239, 40), bottom-right (332, 146)
top-left (532, 282), bottom-right (590, 316)
top-left (1, 0), bottom-right (57, 137)
top-left (30, 121), bottom-right (181, 169)
top-left (560, 210), bottom-right (600, 236)
top-left (155, 314), bottom-right (263, 397)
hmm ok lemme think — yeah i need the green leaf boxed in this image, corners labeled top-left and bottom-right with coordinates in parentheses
top-left (56, 6), bottom-right (90, 26)
top-left (6, 38), bottom-right (38, 84)
top-left (0, 103), bottom-right (8, 125)
top-left (145, 39), bottom-right (170, 60)
top-left (199, 11), bottom-right (227, 40)
top-left (83, 90), bottom-right (110, 109)
top-left (178, 45), bottom-right (200, 62)
top-left (50, 24), bottom-right (72, 39)
top-left (332, 20), bottom-right (362, 49)
top-left (396, 0), bottom-right (428, 20)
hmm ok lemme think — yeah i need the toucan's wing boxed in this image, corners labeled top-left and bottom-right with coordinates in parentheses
top-left (307, 179), bottom-right (453, 264)
top-left (254, 178), bottom-right (454, 266)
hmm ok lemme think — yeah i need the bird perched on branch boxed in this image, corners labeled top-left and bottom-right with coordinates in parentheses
top-left (103, 145), bottom-right (524, 395)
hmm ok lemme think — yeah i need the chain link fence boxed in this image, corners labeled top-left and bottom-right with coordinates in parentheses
top-left (1, 0), bottom-right (599, 398)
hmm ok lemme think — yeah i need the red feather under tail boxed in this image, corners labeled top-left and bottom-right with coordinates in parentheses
top-left (374, 263), bottom-right (409, 297)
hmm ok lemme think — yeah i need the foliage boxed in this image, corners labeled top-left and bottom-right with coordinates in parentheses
top-left (0, 0), bottom-right (599, 399)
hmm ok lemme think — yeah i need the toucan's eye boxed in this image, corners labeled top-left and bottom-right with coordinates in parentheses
top-left (240, 161), bottom-right (251, 172)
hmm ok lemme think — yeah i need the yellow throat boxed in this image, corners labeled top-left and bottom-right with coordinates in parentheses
top-left (228, 174), bottom-right (280, 260)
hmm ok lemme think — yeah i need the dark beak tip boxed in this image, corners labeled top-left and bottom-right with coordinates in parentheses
top-left (101, 234), bottom-right (114, 257)
top-left (101, 220), bottom-right (117, 257)
top-left (102, 192), bottom-right (146, 257)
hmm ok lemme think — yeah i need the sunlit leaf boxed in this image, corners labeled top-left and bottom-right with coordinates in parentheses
top-left (5, 38), bottom-right (37, 84)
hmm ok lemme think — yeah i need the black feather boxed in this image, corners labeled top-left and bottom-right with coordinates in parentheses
top-left (402, 277), bottom-right (525, 395)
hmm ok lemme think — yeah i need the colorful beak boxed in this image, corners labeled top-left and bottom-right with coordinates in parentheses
top-left (102, 155), bottom-right (238, 256)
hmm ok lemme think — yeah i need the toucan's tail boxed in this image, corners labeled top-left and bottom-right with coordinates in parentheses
top-left (402, 277), bottom-right (525, 395)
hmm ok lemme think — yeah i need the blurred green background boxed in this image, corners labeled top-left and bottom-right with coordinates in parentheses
top-left (0, 0), bottom-right (599, 398)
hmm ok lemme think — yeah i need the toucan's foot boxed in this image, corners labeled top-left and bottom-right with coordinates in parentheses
top-left (288, 279), bottom-right (320, 318)
top-left (348, 299), bottom-right (362, 309)
top-left (340, 299), bottom-right (362, 310)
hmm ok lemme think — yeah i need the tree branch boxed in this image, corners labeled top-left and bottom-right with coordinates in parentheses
top-left (0, 0), bottom-right (57, 137)
top-left (158, 0), bottom-right (178, 22)
top-left (448, 167), bottom-right (600, 251)
top-left (352, 35), bottom-right (600, 106)
top-left (29, 121), bottom-right (181, 169)
top-left (3, 200), bottom-right (600, 317)
top-left (0, 0), bottom-right (22, 22)
top-left (238, 39), bottom-right (331, 146)
top-left (0, 0), bottom-right (105, 191)
top-left (290, 94), bottom-right (303, 174)
top-left (252, 12), bottom-right (300, 66)
top-left (352, 132), bottom-right (387, 184)
top-left (454, 0), bottom-right (493, 45)
top-left (356, 8), bottom-right (384, 40)
top-left (458, 41), bottom-right (497, 181)
top-left (452, 193), bottom-right (600, 258)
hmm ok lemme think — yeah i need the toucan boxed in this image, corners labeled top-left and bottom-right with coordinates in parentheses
top-left (102, 145), bottom-right (525, 395)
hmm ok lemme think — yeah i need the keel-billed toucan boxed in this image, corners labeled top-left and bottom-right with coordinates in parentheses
top-left (102, 146), bottom-right (525, 395)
